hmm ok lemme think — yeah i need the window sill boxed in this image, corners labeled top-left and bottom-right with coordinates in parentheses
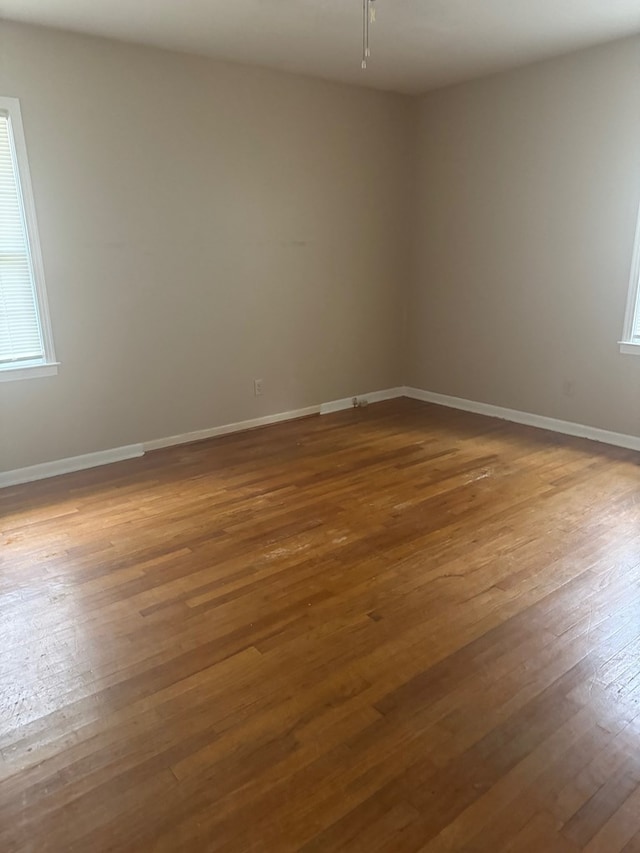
top-left (619, 341), bottom-right (640, 355)
top-left (0, 362), bottom-right (59, 382)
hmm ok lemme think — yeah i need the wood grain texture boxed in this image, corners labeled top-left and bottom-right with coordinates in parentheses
top-left (2, 398), bottom-right (640, 852)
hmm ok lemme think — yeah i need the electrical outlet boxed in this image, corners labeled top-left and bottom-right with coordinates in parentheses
top-left (254, 378), bottom-right (264, 397)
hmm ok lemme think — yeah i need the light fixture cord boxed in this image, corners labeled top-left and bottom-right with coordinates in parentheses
top-left (362, 0), bottom-right (368, 68)
top-left (362, 0), bottom-right (375, 70)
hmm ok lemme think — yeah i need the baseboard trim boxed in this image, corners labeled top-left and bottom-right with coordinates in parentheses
top-left (319, 387), bottom-right (404, 415)
top-left (5, 385), bottom-right (638, 489)
top-left (403, 386), bottom-right (640, 453)
top-left (2, 387), bottom-right (405, 488)
top-left (143, 405), bottom-right (320, 452)
top-left (0, 444), bottom-right (145, 489)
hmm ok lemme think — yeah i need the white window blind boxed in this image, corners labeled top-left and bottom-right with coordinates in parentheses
top-left (0, 96), bottom-right (56, 381)
top-left (0, 112), bottom-right (44, 365)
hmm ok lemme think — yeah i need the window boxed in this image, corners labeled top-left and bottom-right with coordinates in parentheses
top-left (0, 96), bottom-right (57, 380)
top-left (620, 201), bottom-right (640, 354)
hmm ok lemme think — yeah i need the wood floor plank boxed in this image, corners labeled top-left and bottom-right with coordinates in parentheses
top-left (2, 398), bottom-right (640, 851)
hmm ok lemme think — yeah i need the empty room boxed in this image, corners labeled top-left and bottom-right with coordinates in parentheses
top-left (2, 1), bottom-right (640, 850)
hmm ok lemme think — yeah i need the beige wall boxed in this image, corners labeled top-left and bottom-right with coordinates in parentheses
top-left (0, 21), bottom-right (412, 472)
top-left (5, 22), bottom-right (640, 474)
top-left (406, 37), bottom-right (640, 436)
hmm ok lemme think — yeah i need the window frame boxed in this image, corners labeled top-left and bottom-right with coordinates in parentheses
top-left (0, 95), bottom-right (58, 382)
top-left (620, 198), bottom-right (640, 354)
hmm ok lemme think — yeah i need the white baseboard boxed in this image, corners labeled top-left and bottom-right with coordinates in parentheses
top-left (403, 386), bottom-right (640, 453)
top-left (319, 386), bottom-right (404, 415)
top-left (4, 385), bottom-right (638, 490)
top-left (143, 405), bottom-right (320, 452)
top-left (148, 386), bottom-right (404, 448)
top-left (1, 387), bottom-right (404, 489)
top-left (0, 444), bottom-right (144, 489)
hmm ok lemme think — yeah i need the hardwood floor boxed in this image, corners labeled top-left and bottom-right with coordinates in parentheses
top-left (2, 398), bottom-right (640, 852)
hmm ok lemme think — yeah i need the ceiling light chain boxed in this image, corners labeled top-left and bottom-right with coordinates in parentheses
top-left (362, 0), bottom-right (376, 69)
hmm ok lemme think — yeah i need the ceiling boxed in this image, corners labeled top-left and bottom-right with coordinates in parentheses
top-left (2, 1), bottom-right (640, 94)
